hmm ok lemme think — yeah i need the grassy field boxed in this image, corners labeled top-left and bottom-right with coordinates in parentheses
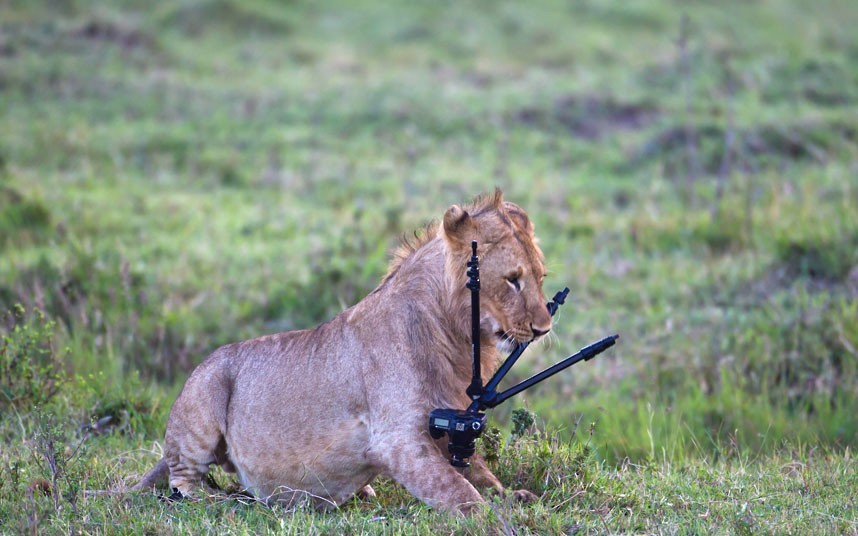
top-left (2, 0), bottom-right (857, 533)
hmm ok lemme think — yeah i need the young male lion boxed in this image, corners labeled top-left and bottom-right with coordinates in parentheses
top-left (134, 189), bottom-right (553, 514)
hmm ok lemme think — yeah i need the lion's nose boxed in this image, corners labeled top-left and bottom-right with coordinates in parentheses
top-left (530, 324), bottom-right (551, 338)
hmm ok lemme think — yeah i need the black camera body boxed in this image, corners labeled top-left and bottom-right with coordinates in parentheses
top-left (428, 409), bottom-right (487, 467)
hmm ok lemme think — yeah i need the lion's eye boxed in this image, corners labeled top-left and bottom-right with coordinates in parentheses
top-left (506, 276), bottom-right (521, 292)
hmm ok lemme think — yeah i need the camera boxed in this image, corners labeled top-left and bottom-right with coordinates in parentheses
top-left (428, 408), bottom-right (487, 467)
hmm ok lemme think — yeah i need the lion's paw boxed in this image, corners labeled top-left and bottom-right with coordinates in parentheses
top-left (511, 488), bottom-right (538, 503)
top-left (356, 484), bottom-right (377, 499)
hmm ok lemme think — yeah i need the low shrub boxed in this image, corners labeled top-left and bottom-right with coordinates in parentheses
top-left (0, 305), bottom-right (64, 412)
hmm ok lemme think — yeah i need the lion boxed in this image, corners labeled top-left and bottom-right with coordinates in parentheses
top-left (133, 189), bottom-right (553, 514)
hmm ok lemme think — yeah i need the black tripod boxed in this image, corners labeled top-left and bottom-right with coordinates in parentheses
top-left (429, 241), bottom-right (618, 467)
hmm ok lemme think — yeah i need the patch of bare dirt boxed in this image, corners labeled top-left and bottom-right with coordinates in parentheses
top-left (73, 19), bottom-right (154, 50)
top-left (513, 94), bottom-right (659, 140)
top-left (631, 120), bottom-right (858, 174)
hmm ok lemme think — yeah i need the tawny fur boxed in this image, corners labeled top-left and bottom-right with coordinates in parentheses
top-left (134, 189), bottom-right (552, 514)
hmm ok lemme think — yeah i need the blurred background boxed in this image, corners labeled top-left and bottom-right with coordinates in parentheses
top-left (2, 0), bottom-right (857, 464)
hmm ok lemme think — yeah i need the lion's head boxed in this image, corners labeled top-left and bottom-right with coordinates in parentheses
top-left (441, 190), bottom-right (552, 351)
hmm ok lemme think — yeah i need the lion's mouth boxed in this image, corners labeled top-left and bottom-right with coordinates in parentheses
top-left (493, 330), bottom-right (521, 353)
top-left (483, 315), bottom-right (524, 353)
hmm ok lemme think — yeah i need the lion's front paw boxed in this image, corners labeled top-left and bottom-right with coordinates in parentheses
top-left (357, 485), bottom-right (377, 499)
top-left (511, 488), bottom-right (538, 503)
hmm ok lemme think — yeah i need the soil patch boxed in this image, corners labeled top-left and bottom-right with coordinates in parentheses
top-left (513, 94), bottom-right (659, 140)
top-left (630, 120), bottom-right (857, 174)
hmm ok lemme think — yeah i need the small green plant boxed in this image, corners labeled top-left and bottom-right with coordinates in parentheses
top-left (0, 305), bottom-right (64, 411)
top-left (481, 426), bottom-right (503, 463)
top-left (489, 410), bottom-right (595, 495)
top-left (511, 407), bottom-right (537, 440)
top-left (29, 412), bottom-right (90, 521)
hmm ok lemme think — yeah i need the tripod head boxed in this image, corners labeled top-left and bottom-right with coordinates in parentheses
top-left (428, 240), bottom-right (619, 467)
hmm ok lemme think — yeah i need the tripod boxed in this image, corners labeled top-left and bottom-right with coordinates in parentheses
top-left (429, 241), bottom-right (618, 467)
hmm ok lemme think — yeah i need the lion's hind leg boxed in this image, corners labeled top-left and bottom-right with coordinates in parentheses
top-left (163, 368), bottom-right (231, 497)
top-left (164, 422), bottom-right (223, 497)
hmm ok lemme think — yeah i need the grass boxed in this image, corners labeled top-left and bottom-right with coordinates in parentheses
top-left (1, 0), bottom-right (857, 532)
top-left (4, 408), bottom-right (857, 534)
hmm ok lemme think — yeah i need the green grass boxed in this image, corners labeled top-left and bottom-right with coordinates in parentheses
top-left (2, 0), bottom-right (857, 532)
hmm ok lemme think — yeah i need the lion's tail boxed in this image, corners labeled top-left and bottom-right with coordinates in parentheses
top-left (131, 457), bottom-right (170, 491)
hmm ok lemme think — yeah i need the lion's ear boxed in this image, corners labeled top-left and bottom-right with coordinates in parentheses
top-left (504, 201), bottom-right (534, 234)
top-left (442, 204), bottom-right (477, 245)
